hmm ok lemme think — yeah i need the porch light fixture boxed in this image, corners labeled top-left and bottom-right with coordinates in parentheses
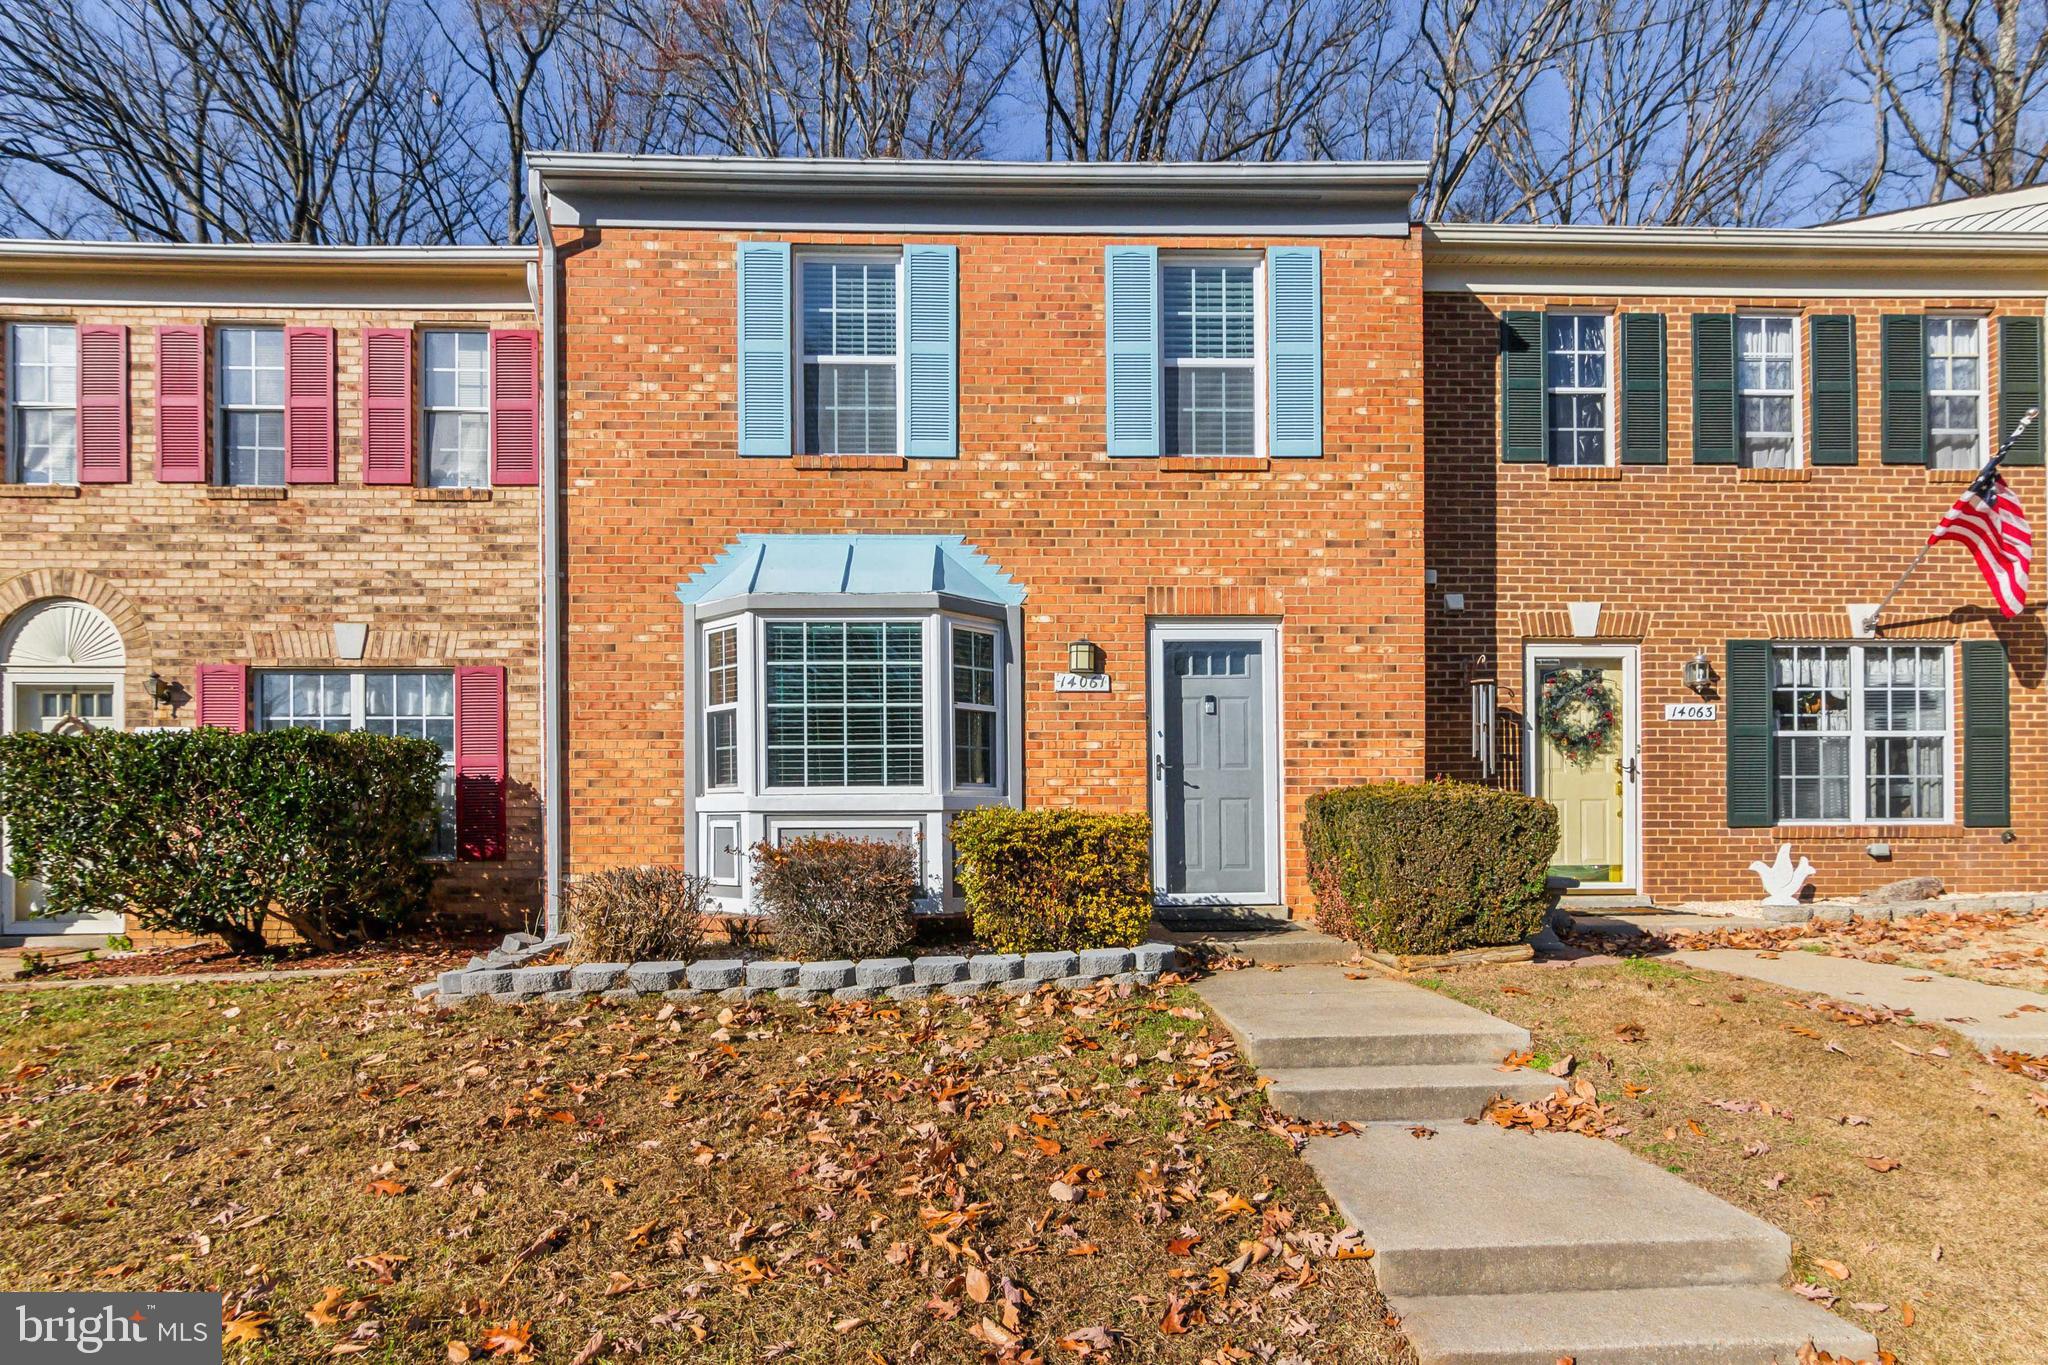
top-left (1682, 649), bottom-right (1713, 695)
top-left (147, 671), bottom-right (185, 718)
top-left (1067, 638), bottom-right (1103, 675)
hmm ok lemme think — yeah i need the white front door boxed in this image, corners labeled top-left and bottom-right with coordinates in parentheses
top-left (3, 680), bottom-right (126, 934)
top-left (1524, 647), bottom-right (1640, 891)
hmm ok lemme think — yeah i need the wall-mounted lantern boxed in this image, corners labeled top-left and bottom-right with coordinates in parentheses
top-left (147, 671), bottom-right (187, 718)
top-left (1067, 639), bottom-right (1103, 676)
top-left (1682, 648), bottom-right (1714, 695)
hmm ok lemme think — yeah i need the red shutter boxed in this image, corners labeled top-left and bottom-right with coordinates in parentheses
top-left (193, 664), bottom-right (248, 732)
top-left (284, 325), bottom-right (336, 483)
top-left (361, 327), bottom-right (413, 484)
top-left (488, 328), bottom-right (539, 486)
top-left (76, 324), bottom-right (129, 483)
top-left (454, 665), bottom-right (507, 860)
top-left (154, 325), bottom-right (205, 482)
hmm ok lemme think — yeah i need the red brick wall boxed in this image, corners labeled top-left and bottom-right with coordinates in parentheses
top-left (0, 298), bottom-right (542, 929)
top-left (1425, 289), bottom-right (2048, 903)
top-left (556, 226), bottom-right (1428, 910)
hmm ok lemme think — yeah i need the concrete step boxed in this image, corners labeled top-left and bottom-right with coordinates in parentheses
top-left (1393, 1285), bottom-right (1879, 1365)
top-left (1305, 1126), bottom-right (1790, 1298)
top-left (1196, 965), bottom-right (1531, 1069)
top-left (1265, 1062), bottom-right (1562, 1123)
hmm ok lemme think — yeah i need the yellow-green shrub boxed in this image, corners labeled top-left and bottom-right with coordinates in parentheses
top-left (952, 807), bottom-right (1151, 953)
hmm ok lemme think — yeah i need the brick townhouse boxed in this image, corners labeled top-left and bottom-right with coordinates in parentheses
top-left (527, 156), bottom-right (1431, 920)
top-left (1422, 204), bottom-right (2048, 904)
top-left (0, 241), bottom-right (544, 941)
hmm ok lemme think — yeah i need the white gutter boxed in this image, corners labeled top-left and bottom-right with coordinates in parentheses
top-left (524, 166), bottom-right (566, 935)
top-left (0, 237), bottom-right (530, 267)
top-left (1424, 221), bottom-right (2048, 260)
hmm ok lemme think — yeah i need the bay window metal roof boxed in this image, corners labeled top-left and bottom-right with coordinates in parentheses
top-left (678, 534), bottom-right (1025, 609)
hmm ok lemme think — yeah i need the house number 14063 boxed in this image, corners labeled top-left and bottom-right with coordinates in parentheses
top-left (1663, 702), bottom-right (1717, 721)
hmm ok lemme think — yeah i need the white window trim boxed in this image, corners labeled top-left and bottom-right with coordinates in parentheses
top-left (754, 613), bottom-right (935, 797)
top-left (253, 669), bottom-right (460, 855)
top-left (1771, 642), bottom-right (1954, 827)
top-left (702, 622), bottom-right (741, 791)
top-left (1543, 310), bottom-right (1615, 468)
top-left (1926, 312), bottom-right (1990, 470)
top-left (947, 618), bottom-right (1001, 792)
top-left (1159, 252), bottom-right (1266, 461)
top-left (1735, 312), bottom-right (1804, 470)
top-left (792, 249), bottom-right (906, 458)
top-left (215, 323), bottom-right (286, 487)
top-left (420, 328), bottom-right (492, 490)
top-left (8, 322), bottom-right (78, 486)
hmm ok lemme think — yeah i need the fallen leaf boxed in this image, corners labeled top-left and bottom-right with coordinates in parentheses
top-left (1815, 1258), bottom-right (1852, 1282)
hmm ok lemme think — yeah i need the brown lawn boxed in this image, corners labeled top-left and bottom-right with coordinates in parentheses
top-left (1660, 908), bottom-right (2048, 995)
top-left (1424, 956), bottom-right (2048, 1365)
top-left (0, 970), bottom-right (1408, 1364)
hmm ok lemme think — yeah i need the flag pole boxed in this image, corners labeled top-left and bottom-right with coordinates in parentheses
top-left (1864, 406), bottom-right (2039, 634)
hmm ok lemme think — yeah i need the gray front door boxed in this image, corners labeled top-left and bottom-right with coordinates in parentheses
top-left (1161, 640), bottom-right (1267, 896)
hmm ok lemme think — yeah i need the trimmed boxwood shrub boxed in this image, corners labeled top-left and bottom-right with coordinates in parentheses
top-left (0, 726), bottom-right (443, 954)
top-left (1304, 780), bottom-right (1559, 955)
top-left (750, 834), bottom-right (920, 959)
top-left (952, 806), bottom-right (1151, 954)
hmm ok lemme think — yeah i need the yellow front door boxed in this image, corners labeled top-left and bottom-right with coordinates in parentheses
top-left (1531, 655), bottom-right (1631, 886)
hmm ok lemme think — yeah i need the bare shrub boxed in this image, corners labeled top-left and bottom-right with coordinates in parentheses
top-left (749, 835), bottom-right (920, 960)
top-left (566, 865), bottom-right (712, 963)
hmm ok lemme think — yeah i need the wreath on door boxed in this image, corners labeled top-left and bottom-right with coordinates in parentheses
top-left (1536, 667), bottom-right (1621, 767)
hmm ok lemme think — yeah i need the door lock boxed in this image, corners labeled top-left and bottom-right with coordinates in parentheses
top-left (1623, 756), bottom-right (1640, 782)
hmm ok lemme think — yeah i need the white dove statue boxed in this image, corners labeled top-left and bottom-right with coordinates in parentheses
top-left (1749, 844), bottom-right (1815, 907)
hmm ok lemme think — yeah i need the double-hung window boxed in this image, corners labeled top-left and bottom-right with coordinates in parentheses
top-left (9, 323), bottom-right (78, 484)
top-left (257, 670), bottom-right (458, 855)
top-left (951, 626), bottom-right (998, 787)
top-left (1926, 316), bottom-right (1986, 469)
top-left (1544, 314), bottom-right (1609, 466)
top-left (799, 257), bottom-right (899, 455)
top-left (422, 330), bottom-right (490, 488)
top-left (218, 325), bottom-right (286, 486)
top-left (1772, 643), bottom-right (1950, 823)
top-left (703, 625), bottom-right (740, 789)
top-left (764, 620), bottom-right (923, 788)
top-left (1736, 315), bottom-right (1799, 468)
top-left (1162, 259), bottom-right (1258, 457)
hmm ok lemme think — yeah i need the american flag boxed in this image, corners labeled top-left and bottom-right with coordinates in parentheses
top-left (1930, 457), bottom-right (2032, 617)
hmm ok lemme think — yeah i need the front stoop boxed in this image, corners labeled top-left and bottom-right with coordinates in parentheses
top-left (1194, 964), bottom-right (1881, 1365)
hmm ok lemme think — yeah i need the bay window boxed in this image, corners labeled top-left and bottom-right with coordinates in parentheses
top-left (952, 625), bottom-right (998, 787)
top-left (704, 625), bottom-right (739, 789)
top-left (764, 620), bottom-right (924, 788)
top-left (1772, 644), bottom-right (1950, 823)
top-left (258, 670), bottom-right (457, 855)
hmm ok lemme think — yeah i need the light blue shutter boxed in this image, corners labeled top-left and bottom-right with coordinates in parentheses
top-left (736, 241), bottom-right (791, 457)
top-left (1266, 246), bottom-right (1322, 458)
top-left (903, 244), bottom-right (958, 459)
top-left (1104, 245), bottom-right (1160, 457)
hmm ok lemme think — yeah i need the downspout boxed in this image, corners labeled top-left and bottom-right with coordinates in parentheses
top-left (525, 164), bottom-right (566, 935)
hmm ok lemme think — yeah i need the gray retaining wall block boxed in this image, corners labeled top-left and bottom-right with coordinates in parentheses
top-left (833, 984), bottom-right (879, 1002)
top-left (941, 980), bottom-right (984, 997)
top-left (1023, 951), bottom-right (1078, 981)
top-left (799, 960), bottom-right (857, 991)
top-left (411, 981), bottom-right (440, 1001)
top-left (998, 978), bottom-right (1038, 996)
top-left (886, 981), bottom-right (934, 1000)
top-left (569, 963), bottom-right (628, 993)
top-left (470, 969), bottom-right (516, 996)
top-left (855, 957), bottom-right (913, 988)
top-left (542, 989), bottom-right (581, 1004)
top-left (1079, 948), bottom-right (1134, 977)
top-left (969, 953), bottom-right (1023, 983)
top-left (746, 960), bottom-right (801, 989)
top-left (913, 955), bottom-right (970, 985)
top-left (1132, 943), bottom-right (1176, 974)
top-left (626, 961), bottom-right (689, 993)
top-left (1055, 975), bottom-right (1095, 991)
top-left (663, 988), bottom-right (703, 1002)
top-left (776, 987), bottom-right (823, 1003)
top-left (513, 965), bottom-right (571, 994)
top-left (686, 959), bottom-right (746, 991)
top-left (503, 932), bottom-right (541, 952)
top-left (601, 988), bottom-right (639, 1002)
top-left (438, 970), bottom-right (477, 997)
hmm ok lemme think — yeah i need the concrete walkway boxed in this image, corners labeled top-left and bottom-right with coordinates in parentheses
top-left (1196, 963), bottom-right (1878, 1365)
top-left (1673, 947), bottom-right (2048, 1053)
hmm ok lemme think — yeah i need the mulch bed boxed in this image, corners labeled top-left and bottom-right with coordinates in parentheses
top-left (27, 930), bottom-right (502, 981)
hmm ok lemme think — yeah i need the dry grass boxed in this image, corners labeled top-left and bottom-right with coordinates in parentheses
top-left (0, 971), bottom-right (1409, 1364)
top-left (1426, 956), bottom-right (2048, 1365)
top-left (1669, 909), bottom-right (2048, 996)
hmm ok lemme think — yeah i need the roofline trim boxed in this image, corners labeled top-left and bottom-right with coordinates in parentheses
top-left (0, 238), bottom-right (534, 270)
top-left (1424, 221), bottom-right (2048, 261)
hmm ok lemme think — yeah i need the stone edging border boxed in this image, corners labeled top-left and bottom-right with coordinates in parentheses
top-left (415, 933), bottom-right (1178, 1006)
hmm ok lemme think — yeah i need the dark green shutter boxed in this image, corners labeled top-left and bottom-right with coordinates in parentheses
top-left (1962, 639), bottom-right (2011, 828)
top-left (1999, 315), bottom-right (2043, 466)
top-left (1501, 311), bottom-right (1544, 463)
top-left (1726, 640), bottom-right (1775, 828)
top-left (1620, 312), bottom-right (1667, 464)
top-left (1808, 315), bottom-right (1858, 465)
top-left (1881, 314), bottom-right (1928, 465)
top-left (1691, 313), bottom-right (1736, 464)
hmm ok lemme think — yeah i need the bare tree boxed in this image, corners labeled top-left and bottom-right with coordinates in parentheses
top-left (1840, 0), bottom-right (2048, 209)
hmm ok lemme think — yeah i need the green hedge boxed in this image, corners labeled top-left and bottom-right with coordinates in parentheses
top-left (0, 727), bottom-right (444, 953)
top-left (1304, 780), bottom-right (1558, 955)
top-left (952, 806), bottom-right (1151, 953)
